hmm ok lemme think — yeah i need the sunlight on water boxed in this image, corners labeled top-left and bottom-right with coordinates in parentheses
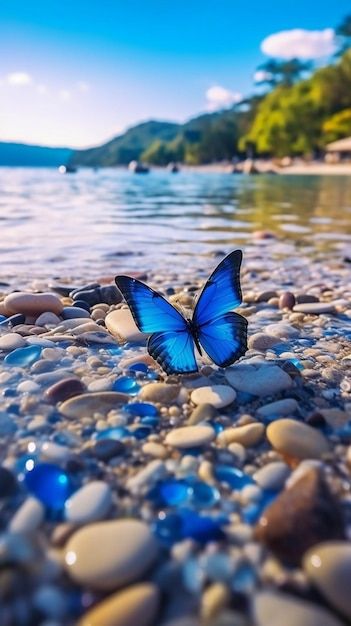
top-left (1, 168), bottom-right (351, 283)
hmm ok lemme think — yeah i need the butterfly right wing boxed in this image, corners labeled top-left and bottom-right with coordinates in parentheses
top-left (115, 275), bottom-right (187, 333)
top-left (197, 312), bottom-right (248, 368)
top-left (148, 330), bottom-right (198, 375)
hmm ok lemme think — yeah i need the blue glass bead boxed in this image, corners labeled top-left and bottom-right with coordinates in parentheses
top-left (0, 314), bottom-right (25, 327)
top-left (16, 453), bottom-right (38, 476)
top-left (106, 345), bottom-right (122, 356)
top-left (112, 376), bottom-right (140, 394)
top-left (95, 426), bottom-right (129, 440)
top-left (0, 314), bottom-right (6, 322)
top-left (132, 425), bottom-right (152, 439)
top-left (25, 462), bottom-right (72, 509)
top-left (288, 357), bottom-right (304, 371)
top-left (232, 563), bottom-right (256, 592)
top-left (4, 345), bottom-right (42, 367)
top-left (2, 388), bottom-right (17, 397)
top-left (272, 342), bottom-right (290, 355)
top-left (214, 465), bottom-right (255, 490)
top-left (128, 362), bottom-right (148, 373)
top-left (188, 480), bottom-right (220, 508)
top-left (159, 479), bottom-right (193, 506)
top-left (209, 421), bottom-right (224, 434)
top-left (154, 512), bottom-right (183, 545)
top-left (140, 415), bottom-right (159, 427)
top-left (124, 402), bottom-right (158, 417)
top-left (180, 509), bottom-right (225, 543)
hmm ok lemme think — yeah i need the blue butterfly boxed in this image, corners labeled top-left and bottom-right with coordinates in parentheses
top-left (115, 250), bottom-right (248, 375)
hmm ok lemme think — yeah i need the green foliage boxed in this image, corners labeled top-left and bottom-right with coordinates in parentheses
top-left (256, 58), bottom-right (311, 88)
top-left (322, 108), bottom-right (351, 143)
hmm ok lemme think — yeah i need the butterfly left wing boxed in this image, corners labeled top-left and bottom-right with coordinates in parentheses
top-left (197, 312), bottom-right (248, 368)
top-left (115, 275), bottom-right (186, 333)
top-left (193, 250), bottom-right (243, 327)
top-left (148, 330), bottom-right (198, 375)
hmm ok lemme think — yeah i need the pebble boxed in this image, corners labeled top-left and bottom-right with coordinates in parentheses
top-left (127, 460), bottom-right (166, 495)
top-left (255, 469), bottom-right (345, 565)
top-left (105, 309), bottom-right (148, 342)
top-left (62, 306), bottom-right (90, 319)
top-left (45, 377), bottom-right (87, 404)
top-left (218, 423), bottom-right (265, 447)
top-left (293, 302), bottom-right (336, 314)
top-left (225, 363), bottom-right (292, 397)
top-left (92, 439), bottom-right (126, 461)
top-left (65, 481), bottom-right (112, 524)
top-left (253, 462), bottom-right (290, 491)
top-left (4, 292), bottom-right (63, 316)
top-left (279, 292), bottom-right (296, 310)
top-left (266, 419), bottom-right (329, 460)
top-left (140, 383), bottom-right (180, 403)
top-left (78, 583), bottom-right (160, 626)
top-left (0, 333), bottom-right (27, 351)
top-left (187, 403), bottom-right (217, 425)
top-left (59, 391), bottom-right (129, 418)
top-left (265, 323), bottom-right (300, 339)
top-left (248, 333), bottom-right (281, 351)
top-left (165, 425), bottom-right (215, 448)
top-left (41, 441), bottom-right (71, 462)
top-left (73, 285), bottom-right (122, 306)
top-left (257, 398), bottom-right (299, 419)
top-left (4, 344), bottom-right (42, 367)
top-left (142, 442), bottom-right (168, 458)
top-left (253, 590), bottom-right (344, 626)
top-left (9, 496), bottom-right (45, 533)
top-left (303, 541), bottom-right (351, 620)
top-left (35, 312), bottom-right (62, 326)
top-left (0, 466), bottom-right (18, 497)
top-left (64, 519), bottom-right (158, 590)
top-left (191, 385), bottom-right (236, 408)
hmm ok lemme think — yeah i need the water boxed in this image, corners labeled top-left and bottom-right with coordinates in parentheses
top-left (1, 167), bottom-right (351, 283)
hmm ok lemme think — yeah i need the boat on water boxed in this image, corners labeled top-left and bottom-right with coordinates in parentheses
top-left (128, 160), bottom-right (149, 173)
top-left (167, 162), bottom-right (179, 173)
top-left (58, 165), bottom-right (77, 174)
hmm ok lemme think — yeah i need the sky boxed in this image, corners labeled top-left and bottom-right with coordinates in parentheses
top-left (0, 0), bottom-right (350, 148)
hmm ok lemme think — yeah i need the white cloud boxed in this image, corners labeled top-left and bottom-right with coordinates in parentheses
top-left (261, 28), bottom-right (336, 60)
top-left (36, 84), bottom-right (48, 95)
top-left (206, 85), bottom-right (243, 111)
top-left (58, 89), bottom-right (71, 102)
top-left (77, 81), bottom-right (90, 93)
top-left (6, 72), bottom-right (32, 86)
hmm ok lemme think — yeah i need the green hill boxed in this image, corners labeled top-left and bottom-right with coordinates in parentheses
top-left (0, 142), bottom-right (72, 167)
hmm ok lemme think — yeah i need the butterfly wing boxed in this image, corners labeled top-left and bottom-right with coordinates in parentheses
top-left (193, 250), bottom-right (243, 327)
top-left (115, 275), bottom-right (186, 333)
top-left (148, 330), bottom-right (197, 375)
top-left (198, 312), bottom-right (248, 367)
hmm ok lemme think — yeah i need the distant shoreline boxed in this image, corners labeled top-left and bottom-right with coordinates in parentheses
top-left (181, 161), bottom-right (351, 176)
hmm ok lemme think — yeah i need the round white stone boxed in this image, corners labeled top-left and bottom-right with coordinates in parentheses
top-left (65, 481), bottom-right (112, 524)
top-left (165, 425), bottom-right (215, 448)
top-left (253, 590), bottom-right (344, 626)
top-left (191, 385), bottom-right (236, 408)
top-left (9, 497), bottom-right (45, 533)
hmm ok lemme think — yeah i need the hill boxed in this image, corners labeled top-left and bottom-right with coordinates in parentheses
top-left (0, 142), bottom-right (72, 167)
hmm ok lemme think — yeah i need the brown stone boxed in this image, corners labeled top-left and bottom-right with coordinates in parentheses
top-left (45, 377), bottom-right (87, 404)
top-left (254, 468), bottom-right (345, 566)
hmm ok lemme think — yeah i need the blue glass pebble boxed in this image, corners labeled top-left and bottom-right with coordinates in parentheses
top-left (159, 479), bottom-right (193, 506)
top-left (214, 465), bottom-right (255, 490)
top-left (180, 509), bottom-right (225, 543)
top-left (124, 402), bottom-right (158, 417)
top-left (132, 425), bottom-right (152, 439)
top-left (188, 479), bottom-right (220, 508)
top-left (140, 415), bottom-right (159, 427)
top-left (154, 512), bottom-right (183, 545)
top-left (4, 345), bottom-right (42, 367)
top-left (16, 452), bottom-right (38, 476)
top-left (113, 376), bottom-right (140, 394)
top-left (128, 362), bottom-right (148, 373)
top-left (209, 421), bottom-right (224, 434)
top-left (25, 462), bottom-right (72, 509)
top-left (0, 313), bottom-right (25, 327)
top-left (288, 357), bottom-right (304, 371)
top-left (95, 426), bottom-right (129, 440)
top-left (0, 314), bottom-right (6, 322)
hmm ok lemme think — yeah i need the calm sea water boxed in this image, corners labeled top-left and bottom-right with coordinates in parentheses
top-left (1, 167), bottom-right (351, 284)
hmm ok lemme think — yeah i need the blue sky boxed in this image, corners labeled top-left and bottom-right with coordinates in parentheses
top-left (0, 0), bottom-right (349, 147)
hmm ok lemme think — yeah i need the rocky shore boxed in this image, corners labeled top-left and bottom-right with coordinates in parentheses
top-left (0, 237), bottom-right (350, 626)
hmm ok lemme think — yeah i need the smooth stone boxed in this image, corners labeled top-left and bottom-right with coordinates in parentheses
top-left (105, 309), bottom-right (148, 342)
top-left (127, 460), bottom-right (166, 495)
top-left (9, 496), bottom-right (45, 533)
top-left (45, 377), bottom-right (87, 404)
top-left (77, 331), bottom-right (113, 344)
top-left (265, 323), bottom-right (300, 339)
top-left (0, 333), bottom-right (27, 351)
top-left (165, 425), bottom-right (215, 448)
top-left (296, 294), bottom-right (319, 304)
top-left (92, 439), bottom-right (126, 461)
top-left (4, 344), bottom-right (42, 367)
top-left (62, 306), bottom-right (90, 319)
top-left (41, 441), bottom-right (71, 462)
top-left (78, 583), bottom-right (160, 626)
top-left (71, 321), bottom-right (106, 335)
top-left (253, 462), bottom-right (290, 491)
top-left (303, 541), bottom-right (351, 620)
top-left (255, 469), bottom-right (345, 565)
top-left (256, 290), bottom-right (278, 302)
top-left (279, 292), bottom-right (296, 310)
top-left (248, 333), bottom-right (281, 351)
top-left (253, 590), bottom-right (344, 626)
top-left (0, 466), bottom-right (18, 498)
top-left (0, 313), bottom-right (26, 327)
top-left (4, 292), bottom-right (63, 316)
top-left (293, 302), bottom-right (336, 314)
top-left (73, 285), bottom-right (122, 306)
top-left (218, 423), bottom-right (265, 447)
top-left (59, 392), bottom-right (129, 418)
top-left (140, 383), bottom-right (180, 404)
top-left (267, 419), bottom-right (329, 460)
top-left (65, 481), bottom-right (112, 524)
top-left (0, 412), bottom-right (17, 435)
top-left (257, 398), bottom-right (299, 419)
top-left (225, 363), bottom-right (292, 397)
top-left (35, 312), bottom-right (62, 326)
top-left (187, 403), bottom-right (218, 425)
top-left (191, 385), bottom-right (236, 409)
top-left (64, 519), bottom-right (158, 590)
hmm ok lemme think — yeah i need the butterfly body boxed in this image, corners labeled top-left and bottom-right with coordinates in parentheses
top-left (115, 250), bottom-right (248, 375)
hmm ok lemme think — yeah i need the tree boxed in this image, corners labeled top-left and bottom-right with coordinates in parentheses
top-left (255, 58), bottom-right (312, 89)
top-left (335, 14), bottom-right (351, 56)
top-left (322, 108), bottom-right (351, 143)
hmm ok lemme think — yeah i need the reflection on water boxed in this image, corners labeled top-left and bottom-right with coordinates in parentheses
top-left (0, 168), bottom-right (350, 282)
